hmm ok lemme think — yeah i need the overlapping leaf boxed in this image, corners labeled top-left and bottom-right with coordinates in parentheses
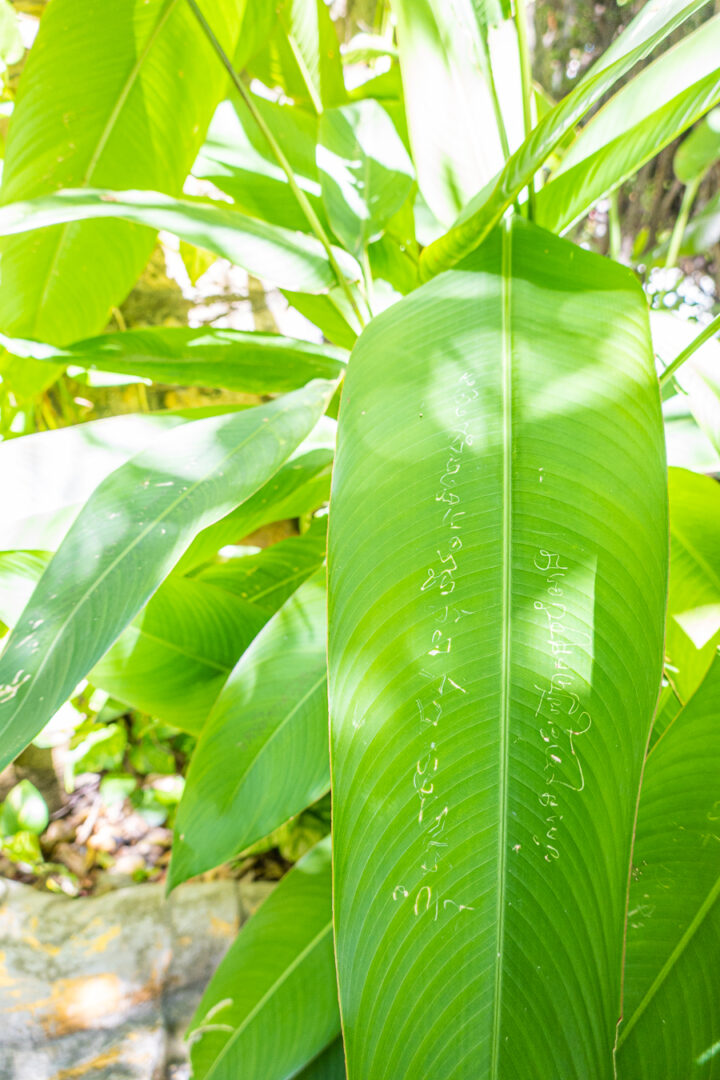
top-left (188, 837), bottom-right (339, 1080)
top-left (617, 654), bottom-right (720, 1079)
top-left (0, 188), bottom-right (360, 293)
top-left (0, 380), bottom-right (334, 770)
top-left (169, 571), bottom-right (329, 886)
top-left (0, 326), bottom-right (346, 395)
top-left (535, 15), bottom-right (720, 233)
top-left (0, 0), bottom-right (245, 393)
top-left (420, 0), bottom-right (713, 277)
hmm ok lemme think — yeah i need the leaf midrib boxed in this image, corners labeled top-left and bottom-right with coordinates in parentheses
top-left (204, 920), bottom-right (333, 1079)
top-left (617, 872), bottom-right (720, 1047)
top-left (490, 214), bottom-right (514, 1074)
top-left (32, 0), bottom-right (181, 336)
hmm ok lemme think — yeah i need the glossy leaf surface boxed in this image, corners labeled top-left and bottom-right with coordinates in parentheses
top-left (169, 572), bottom-right (328, 886)
top-left (328, 219), bottom-right (667, 1078)
top-left (0, 381), bottom-right (334, 770)
top-left (188, 837), bottom-right (339, 1080)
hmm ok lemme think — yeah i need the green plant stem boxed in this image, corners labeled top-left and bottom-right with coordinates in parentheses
top-left (608, 189), bottom-right (622, 262)
top-left (360, 246), bottom-right (375, 318)
top-left (183, 0), bottom-right (365, 327)
top-left (665, 174), bottom-right (701, 270)
top-left (482, 35), bottom-right (511, 163)
top-left (514, 0), bottom-right (535, 219)
top-left (659, 310), bottom-right (720, 387)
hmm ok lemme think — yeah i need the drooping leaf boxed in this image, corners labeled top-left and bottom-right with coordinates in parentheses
top-left (91, 576), bottom-right (269, 733)
top-left (193, 97), bottom-right (327, 233)
top-left (195, 518), bottom-right (326, 613)
top-left (0, 326), bottom-right (346, 394)
top-left (317, 99), bottom-right (414, 255)
top-left (188, 836), bottom-right (340, 1080)
top-left (169, 572), bottom-right (328, 887)
top-left (666, 467), bottom-right (720, 703)
top-left (420, 0), bottom-right (714, 277)
top-left (535, 16), bottom-right (720, 234)
top-left (616, 653), bottom-right (720, 1079)
top-left (0, 188), bottom-right (360, 293)
top-left (0, 0), bottom-right (245, 396)
top-left (392, 0), bottom-right (504, 225)
top-left (328, 219), bottom-right (667, 1077)
top-left (0, 380), bottom-right (334, 771)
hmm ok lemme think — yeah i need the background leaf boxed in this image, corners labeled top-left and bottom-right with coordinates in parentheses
top-left (391, 0), bottom-right (505, 225)
top-left (169, 571), bottom-right (329, 886)
top-left (0, 0), bottom-right (245, 393)
top-left (317, 99), bottom-right (414, 256)
top-left (0, 326), bottom-right (346, 395)
top-left (188, 836), bottom-right (340, 1080)
top-left (0, 188), bottom-right (360, 293)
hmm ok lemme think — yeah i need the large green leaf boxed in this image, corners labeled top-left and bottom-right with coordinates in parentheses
top-left (616, 653), bottom-right (720, 1079)
top-left (535, 15), bottom-right (720, 233)
top-left (420, 0), bottom-right (713, 277)
top-left (327, 219), bottom-right (667, 1077)
top-left (0, 188), bottom-right (359, 293)
top-left (392, 0), bottom-right (504, 226)
top-left (0, 326), bottom-right (346, 394)
top-left (169, 572), bottom-right (328, 887)
top-left (666, 468), bottom-right (720, 703)
top-left (317, 99), bottom-right (414, 256)
top-left (188, 837), bottom-right (340, 1080)
top-left (0, 0), bottom-right (244, 354)
top-left (194, 97), bottom-right (326, 233)
top-left (91, 575), bottom-right (268, 733)
top-left (0, 380), bottom-right (334, 771)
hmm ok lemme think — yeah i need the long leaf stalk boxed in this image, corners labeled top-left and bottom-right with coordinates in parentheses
top-left (184, 0), bottom-right (365, 327)
top-left (664, 174), bottom-right (702, 270)
top-left (514, 0), bottom-right (536, 218)
top-left (659, 309), bottom-right (720, 387)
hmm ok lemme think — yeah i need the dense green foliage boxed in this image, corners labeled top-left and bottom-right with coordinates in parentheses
top-left (0, 0), bottom-right (719, 1077)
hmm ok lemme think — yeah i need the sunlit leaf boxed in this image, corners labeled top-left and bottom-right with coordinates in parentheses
top-left (0, 380), bottom-right (334, 770)
top-left (328, 219), bottom-right (667, 1076)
